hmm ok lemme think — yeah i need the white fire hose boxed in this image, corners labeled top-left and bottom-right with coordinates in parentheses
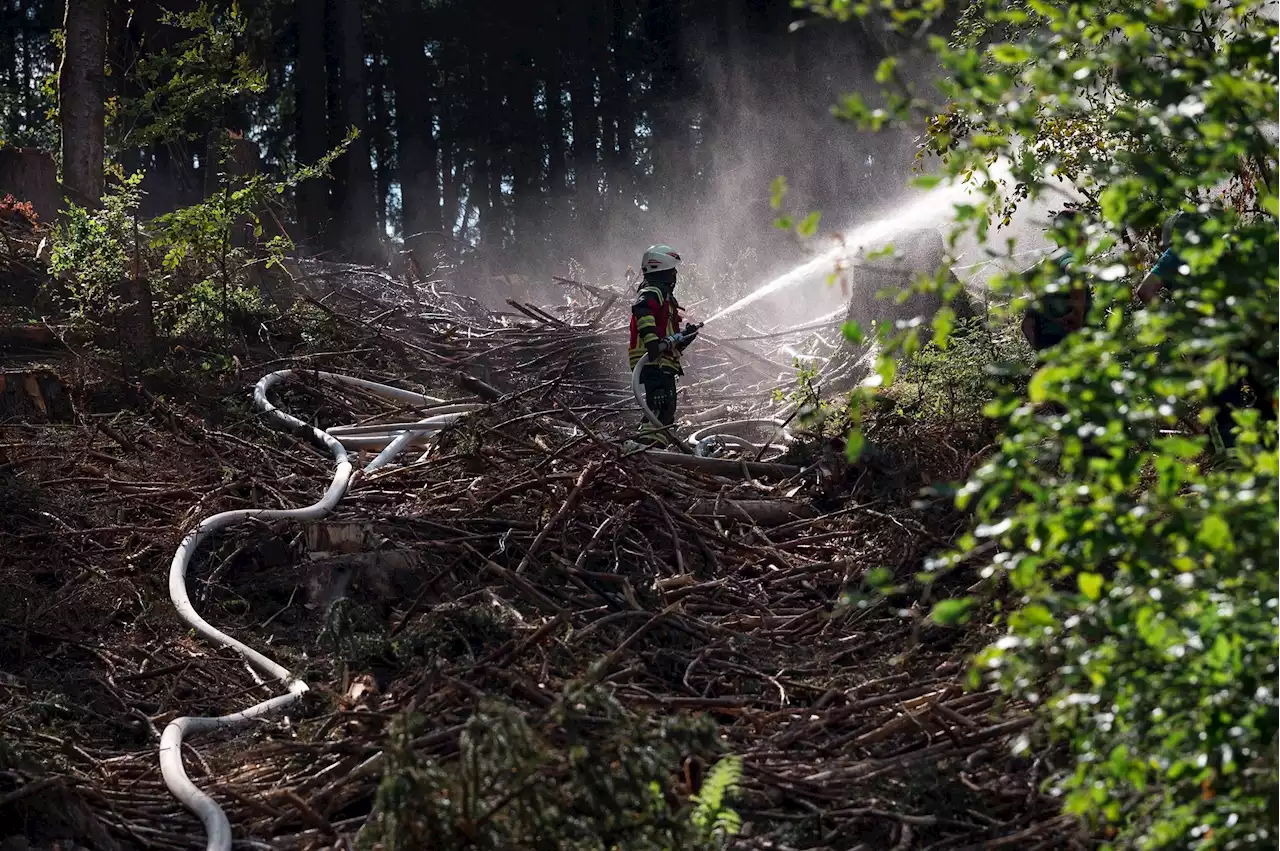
top-left (166, 357), bottom-right (794, 847)
top-left (160, 370), bottom-right (481, 851)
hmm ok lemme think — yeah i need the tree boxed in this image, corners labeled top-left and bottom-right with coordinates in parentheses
top-left (797, 0), bottom-right (1279, 845)
top-left (296, 0), bottom-right (331, 249)
top-left (390, 0), bottom-right (443, 260)
top-left (58, 0), bottom-right (106, 209)
top-left (333, 0), bottom-right (381, 261)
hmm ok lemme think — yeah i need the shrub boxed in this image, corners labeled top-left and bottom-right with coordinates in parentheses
top-left (792, 0), bottom-right (1279, 846)
top-left (357, 686), bottom-right (740, 851)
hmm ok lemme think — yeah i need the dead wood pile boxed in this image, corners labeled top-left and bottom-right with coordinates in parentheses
top-left (0, 261), bottom-right (1077, 851)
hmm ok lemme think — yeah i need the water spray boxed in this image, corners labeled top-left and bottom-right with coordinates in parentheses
top-left (702, 164), bottom-right (1011, 327)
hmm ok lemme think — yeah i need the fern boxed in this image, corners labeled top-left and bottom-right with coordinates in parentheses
top-left (690, 755), bottom-right (743, 846)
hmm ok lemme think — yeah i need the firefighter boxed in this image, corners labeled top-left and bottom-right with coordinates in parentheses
top-left (1021, 208), bottom-right (1093, 353)
top-left (628, 244), bottom-right (699, 445)
top-left (1136, 210), bottom-right (1274, 449)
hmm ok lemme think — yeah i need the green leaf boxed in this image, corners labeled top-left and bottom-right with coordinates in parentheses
top-left (1014, 604), bottom-right (1055, 630)
top-left (845, 430), bottom-right (865, 463)
top-left (769, 175), bottom-right (788, 210)
top-left (1078, 572), bottom-right (1104, 601)
top-left (842, 320), bottom-right (864, 344)
top-left (796, 210), bottom-right (822, 239)
top-left (1028, 366), bottom-right (1055, 403)
top-left (1197, 514), bottom-right (1233, 552)
top-left (876, 356), bottom-right (897, 387)
top-left (932, 305), bottom-right (955, 348)
top-left (1098, 184), bottom-right (1130, 225)
top-left (866, 566), bottom-right (894, 588)
top-left (989, 43), bottom-right (1031, 64)
top-left (772, 215), bottom-right (794, 230)
top-left (911, 173), bottom-right (943, 189)
top-left (931, 597), bottom-right (974, 625)
top-left (875, 56), bottom-right (899, 83)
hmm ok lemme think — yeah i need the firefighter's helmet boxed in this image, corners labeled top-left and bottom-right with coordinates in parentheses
top-left (641, 245), bottom-right (681, 274)
top-left (1161, 210), bottom-right (1207, 252)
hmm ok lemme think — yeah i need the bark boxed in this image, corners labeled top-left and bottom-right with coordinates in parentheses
top-left (334, 0), bottom-right (381, 262)
top-left (687, 499), bottom-right (816, 526)
top-left (19, 3), bottom-right (32, 140)
top-left (567, 2), bottom-right (600, 244)
top-left (0, 147), bottom-right (58, 221)
top-left (441, 121), bottom-right (459, 242)
top-left (4, 6), bottom-right (19, 141)
top-left (295, 0), bottom-right (329, 248)
top-left (58, 0), bottom-right (106, 209)
top-left (608, 0), bottom-right (634, 198)
top-left (390, 0), bottom-right (443, 259)
top-left (509, 37), bottom-right (542, 256)
top-left (480, 44), bottom-right (505, 254)
top-left (643, 0), bottom-right (696, 216)
top-left (370, 51), bottom-right (391, 239)
top-left (543, 3), bottom-right (566, 198)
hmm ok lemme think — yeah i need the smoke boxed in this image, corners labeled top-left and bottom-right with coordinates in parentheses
top-left (549, 13), bottom-right (928, 329)
top-left (489, 11), bottom-right (1076, 336)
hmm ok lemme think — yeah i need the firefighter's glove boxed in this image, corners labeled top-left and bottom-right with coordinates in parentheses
top-left (678, 323), bottom-right (700, 349)
top-left (645, 339), bottom-right (662, 362)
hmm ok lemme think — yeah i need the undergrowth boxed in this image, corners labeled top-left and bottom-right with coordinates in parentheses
top-left (356, 686), bottom-right (740, 851)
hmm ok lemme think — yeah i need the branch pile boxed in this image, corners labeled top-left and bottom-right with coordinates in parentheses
top-left (0, 261), bottom-right (1077, 851)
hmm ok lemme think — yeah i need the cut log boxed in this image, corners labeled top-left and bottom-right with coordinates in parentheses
top-left (0, 324), bottom-right (59, 347)
top-left (640, 451), bottom-right (804, 480)
top-left (687, 498), bottom-right (816, 526)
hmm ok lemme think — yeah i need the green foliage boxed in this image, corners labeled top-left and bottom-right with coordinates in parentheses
top-left (806, 0), bottom-right (1279, 846)
top-left (357, 686), bottom-right (737, 851)
top-left (690, 756), bottom-right (744, 846)
top-left (893, 315), bottom-right (1031, 424)
top-left (49, 129), bottom-right (349, 346)
top-left (771, 357), bottom-right (824, 416)
top-left (45, 0), bottom-right (353, 349)
top-left (317, 598), bottom-right (390, 670)
top-left (769, 174), bottom-right (824, 239)
top-left (48, 174), bottom-right (144, 322)
top-left (114, 3), bottom-right (266, 151)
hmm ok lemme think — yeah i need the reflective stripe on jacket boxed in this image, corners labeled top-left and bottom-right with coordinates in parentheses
top-left (628, 284), bottom-right (682, 371)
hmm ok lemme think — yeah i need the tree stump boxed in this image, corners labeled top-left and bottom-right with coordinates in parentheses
top-left (0, 367), bottom-right (73, 423)
top-left (0, 148), bottom-right (60, 223)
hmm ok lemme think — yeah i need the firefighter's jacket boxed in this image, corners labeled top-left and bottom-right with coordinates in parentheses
top-left (628, 282), bottom-right (683, 373)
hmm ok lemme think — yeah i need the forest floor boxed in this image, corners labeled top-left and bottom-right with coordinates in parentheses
top-left (0, 249), bottom-right (1089, 850)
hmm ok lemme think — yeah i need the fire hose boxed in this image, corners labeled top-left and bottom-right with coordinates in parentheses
top-left (167, 356), bottom-right (795, 848)
top-left (161, 370), bottom-right (482, 851)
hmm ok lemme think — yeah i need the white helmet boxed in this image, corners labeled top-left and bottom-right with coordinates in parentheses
top-left (641, 244), bottom-right (681, 274)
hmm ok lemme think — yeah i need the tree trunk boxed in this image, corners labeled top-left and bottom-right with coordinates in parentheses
top-left (567, 4), bottom-right (599, 249)
top-left (543, 4), bottom-right (566, 199)
top-left (20, 2), bottom-right (33, 140)
top-left (295, 0), bottom-right (329, 249)
top-left (58, 0), bottom-right (105, 209)
top-left (509, 41), bottom-right (542, 260)
top-left (643, 0), bottom-right (689, 212)
top-left (334, 0), bottom-right (381, 262)
top-left (607, 0), bottom-right (634, 206)
top-left (4, 6), bottom-right (20, 142)
top-left (480, 44), bottom-right (506, 256)
top-left (370, 51), bottom-right (391, 240)
top-left (441, 124), bottom-right (459, 243)
top-left (390, 0), bottom-right (443, 260)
